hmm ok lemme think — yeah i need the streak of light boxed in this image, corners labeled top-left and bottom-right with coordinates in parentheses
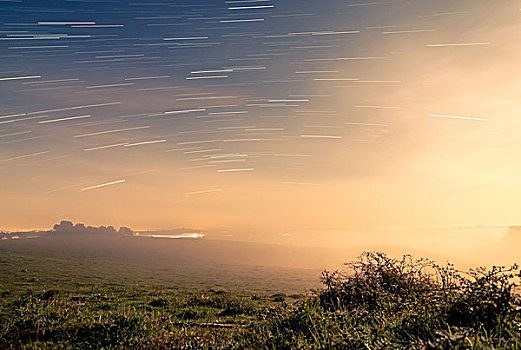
top-left (223, 138), bottom-right (262, 142)
top-left (311, 31), bottom-right (360, 35)
top-left (16, 85), bottom-right (76, 93)
top-left (345, 122), bottom-right (389, 126)
top-left (186, 75), bottom-right (228, 80)
top-left (0, 37), bottom-right (61, 40)
top-left (124, 76), bottom-right (170, 80)
top-left (208, 111), bottom-right (247, 115)
top-left (273, 153), bottom-right (312, 157)
top-left (426, 43), bottom-right (490, 47)
top-left (303, 57), bottom-right (385, 62)
top-left (181, 165), bottom-right (216, 170)
top-left (0, 115), bottom-right (48, 125)
top-left (300, 135), bottom-right (342, 139)
top-left (177, 92), bottom-right (216, 97)
top-left (0, 136), bottom-right (46, 145)
top-left (245, 128), bottom-right (284, 131)
top-left (86, 83), bottom-right (134, 89)
top-left (137, 86), bottom-right (179, 91)
top-left (71, 25), bottom-right (124, 27)
top-left (96, 54), bottom-right (144, 58)
top-left (289, 31), bottom-right (359, 36)
top-left (28, 102), bottom-right (121, 115)
top-left (304, 125), bottom-right (343, 129)
top-left (191, 69), bottom-right (233, 74)
top-left (347, 1), bottom-right (397, 6)
top-left (418, 11), bottom-right (469, 18)
top-left (354, 105), bottom-right (401, 109)
top-left (163, 36), bottom-right (208, 40)
top-left (186, 189), bottom-right (223, 195)
top-left (217, 168), bottom-right (255, 172)
top-left (291, 45), bottom-right (337, 49)
top-left (23, 78), bottom-right (79, 84)
top-left (84, 143), bottom-right (129, 151)
top-left (209, 159), bottom-right (246, 164)
top-left (202, 104), bottom-right (239, 109)
top-left (357, 80), bottom-right (402, 83)
top-left (0, 113), bottom-right (26, 119)
top-left (282, 182), bottom-right (320, 186)
top-left (228, 5), bottom-right (274, 9)
top-left (352, 139), bottom-right (397, 144)
top-left (176, 96), bottom-right (237, 101)
top-left (268, 99), bottom-right (309, 102)
top-left (230, 66), bottom-right (266, 71)
top-left (296, 110), bottom-right (337, 114)
top-left (314, 78), bottom-right (359, 81)
top-left (204, 118), bottom-right (244, 123)
top-left (0, 151), bottom-right (49, 163)
top-left (81, 180), bottom-right (125, 191)
top-left (38, 21), bottom-right (96, 25)
top-left (74, 126), bottom-right (150, 138)
top-left (164, 108), bottom-right (206, 114)
top-left (219, 126), bottom-right (253, 130)
top-left (219, 19), bottom-right (265, 23)
top-left (165, 147), bottom-right (202, 152)
top-left (0, 130), bottom-right (32, 138)
top-left (44, 183), bottom-right (87, 195)
top-left (383, 29), bottom-right (437, 34)
top-left (0, 75), bottom-right (41, 81)
top-left (124, 139), bottom-right (167, 147)
top-left (184, 149), bottom-right (221, 154)
top-left (177, 140), bottom-right (219, 145)
top-left (38, 114), bottom-right (91, 124)
top-left (209, 154), bottom-right (248, 159)
top-left (428, 114), bottom-right (488, 121)
top-left (9, 45), bottom-right (69, 49)
top-left (295, 70), bottom-right (339, 74)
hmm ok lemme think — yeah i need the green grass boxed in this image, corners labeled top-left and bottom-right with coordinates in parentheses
top-left (1, 251), bottom-right (520, 349)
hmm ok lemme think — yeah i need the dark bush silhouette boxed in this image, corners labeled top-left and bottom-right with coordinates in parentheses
top-left (249, 252), bottom-right (521, 349)
top-left (316, 252), bottom-right (521, 343)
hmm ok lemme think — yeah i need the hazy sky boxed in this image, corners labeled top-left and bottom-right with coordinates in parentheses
top-left (1, 0), bottom-right (520, 243)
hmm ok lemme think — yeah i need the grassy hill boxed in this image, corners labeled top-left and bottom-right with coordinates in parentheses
top-left (1, 236), bottom-right (520, 349)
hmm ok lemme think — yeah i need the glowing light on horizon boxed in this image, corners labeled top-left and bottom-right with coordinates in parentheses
top-left (136, 233), bottom-right (205, 239)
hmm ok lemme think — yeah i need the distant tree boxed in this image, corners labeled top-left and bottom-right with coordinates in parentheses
top-left (53, 220), bottom-right (74, 233)
top-left (51, 221), bottom-right (133, 236)
top-left (118, 227), bottom-right (134, 236)
top-left (73, 223), bottom-right (87, 234)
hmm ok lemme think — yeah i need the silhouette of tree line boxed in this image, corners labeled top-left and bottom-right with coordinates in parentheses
top-left (0, 221), bottom-right (134, 239)
top-left (52, 221), bottom-right (133, 236)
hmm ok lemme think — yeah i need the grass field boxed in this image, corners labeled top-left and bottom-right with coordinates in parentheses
top-left (1, 236), bottom-right (520, 349)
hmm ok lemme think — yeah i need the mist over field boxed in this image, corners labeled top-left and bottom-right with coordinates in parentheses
top-left (3, 221), bottom-right (521, 282)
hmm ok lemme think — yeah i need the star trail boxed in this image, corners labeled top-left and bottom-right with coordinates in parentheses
top-left (1, 0), bottom-right (521, 239)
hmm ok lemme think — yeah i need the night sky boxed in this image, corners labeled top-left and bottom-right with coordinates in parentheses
top-left (1, 0), bottom-right (521, 246)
